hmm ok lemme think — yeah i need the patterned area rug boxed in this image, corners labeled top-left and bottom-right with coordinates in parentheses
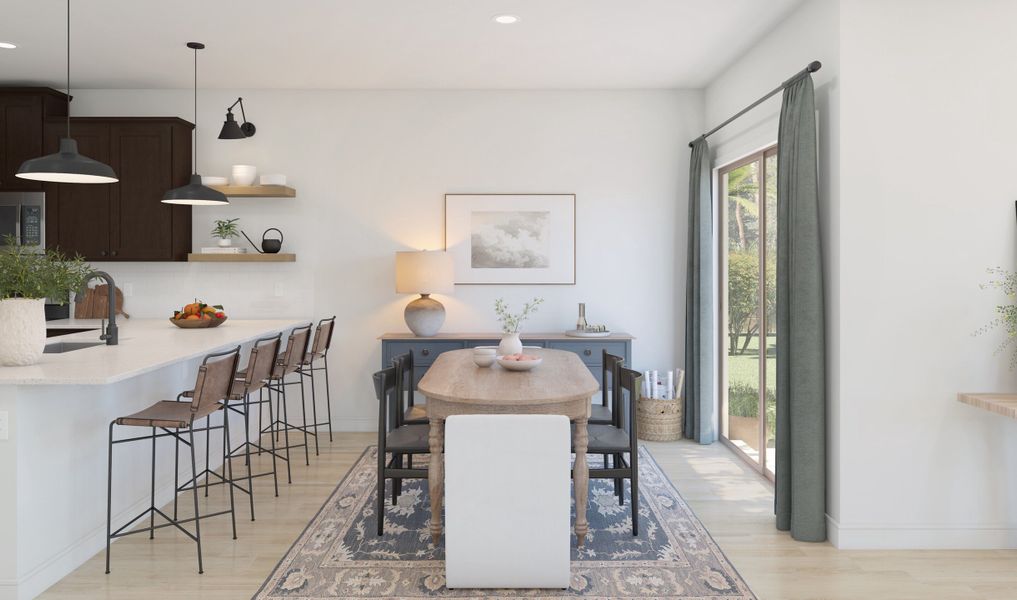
top-left (253, 446), bottom-right (756, 600)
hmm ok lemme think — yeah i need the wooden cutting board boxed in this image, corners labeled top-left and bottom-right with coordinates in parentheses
top-left (74, 284), bottom-right (130, 319)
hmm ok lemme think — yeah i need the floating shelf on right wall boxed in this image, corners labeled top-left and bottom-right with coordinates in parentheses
top-left (207, 184), bottom-right (296, 198)
top-left (187, 253), bottom-right (296, 263)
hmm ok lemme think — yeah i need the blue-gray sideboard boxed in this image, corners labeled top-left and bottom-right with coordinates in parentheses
top-left (379, 332), bottom-right (634, 397)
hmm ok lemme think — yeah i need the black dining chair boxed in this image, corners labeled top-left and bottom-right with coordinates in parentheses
top-left (575, 366), bottom-right (642, 535)
top-left (392, 351), bottom-right (426, 425)
top-left (591, 351), bottom-right (624, 425)
top-left (374, 366), bottom-right (430, 535)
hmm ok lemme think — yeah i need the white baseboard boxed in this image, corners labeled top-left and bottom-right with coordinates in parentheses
top-left (828, 514), bottom-right (1017, 549)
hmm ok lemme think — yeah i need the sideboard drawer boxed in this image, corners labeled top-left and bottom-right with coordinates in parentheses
top-left (547, 341), bottom-right (628, 367)
top-left (384, 341), bottom-right (465, 366)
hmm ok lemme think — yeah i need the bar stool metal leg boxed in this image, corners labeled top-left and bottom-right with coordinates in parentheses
top-left (280, 383), bottom-right (293, 484)
top-left (298, 372), bottom-right (313, 463)
top-left (323, 354), bottom-right (334, 442)
top-left (149, 427), bottom-right (157, 539)
top-left (188, 423), bottom-right (204, 574)
top-left (105, 421), bottom-right (114, 574)
top-left (242, 393), bottom-right (256, 520)
top-left (173, 433), bottom-right (180, 520)
top-left (266, 387), bottom-right (280, 496)
top-left (204, 423), bottom-right (211, 497)
top-left (308, 365), bottom-right (320, 455)
top-left (223, 409), bottom-right (238, 540)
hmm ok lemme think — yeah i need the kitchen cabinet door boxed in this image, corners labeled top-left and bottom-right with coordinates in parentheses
top-left (0, 94), bottom-right (44, 191)
top-left (43, 121), bottom-right (113, 260)
top-left (110, 122), bottom-right (176, 260)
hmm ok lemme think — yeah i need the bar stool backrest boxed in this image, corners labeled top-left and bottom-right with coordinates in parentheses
top-left (310, 316), bottom-right (336, 357)
top-left (243, 334), bottom-right (283, 392)
top-left (189, 346), bottom-right (241, 415)
top-left (280, 324), bottom-right (313, 373)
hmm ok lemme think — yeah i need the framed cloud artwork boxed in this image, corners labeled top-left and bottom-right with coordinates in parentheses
top-left (444, 194), bottom-right (576, 285)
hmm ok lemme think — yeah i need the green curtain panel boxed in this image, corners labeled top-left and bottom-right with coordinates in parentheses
top-left (683, 138), bottom-right (715, 444)
top-left (774, 74), bottom-right (827, 542)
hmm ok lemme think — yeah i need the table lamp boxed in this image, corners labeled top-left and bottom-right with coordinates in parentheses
top-left (395, 250), bottom-right (455, 337)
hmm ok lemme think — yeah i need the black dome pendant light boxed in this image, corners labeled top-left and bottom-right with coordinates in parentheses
top-left (16, 0), bottom-right (118, 184)
top-left (162, 42), bottom-right (228, 206)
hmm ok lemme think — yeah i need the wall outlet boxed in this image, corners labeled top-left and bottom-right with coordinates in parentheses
top-left (123, 283), bottom-right (133, 297)
top-left (0, 411), bottom-right (8, 441)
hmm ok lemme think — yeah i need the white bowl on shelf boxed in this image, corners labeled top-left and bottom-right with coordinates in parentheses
top-left (201, 175), bottom-right (228, 186)
top-left (259, 174), bottom-right (287, 186)
top-left (497, 355), bottom-right (543, 371)
top-left (231, 165), bottom-right (257, 186)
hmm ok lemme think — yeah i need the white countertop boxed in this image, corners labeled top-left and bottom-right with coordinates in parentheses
top-left (0, 318), bottom-right (308, 385)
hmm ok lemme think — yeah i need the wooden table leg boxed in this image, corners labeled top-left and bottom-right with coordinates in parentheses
top-left (574, 416), bottom-right (589, 546)
top-left (428, 417), bottom-right (444, 546)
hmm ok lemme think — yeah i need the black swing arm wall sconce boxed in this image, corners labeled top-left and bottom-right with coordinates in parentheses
top-left (218, 97), bottom-right (256, 139)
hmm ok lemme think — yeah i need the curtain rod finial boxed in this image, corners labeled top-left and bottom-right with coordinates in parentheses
top-left (807, 60), bottom-right (822, 73)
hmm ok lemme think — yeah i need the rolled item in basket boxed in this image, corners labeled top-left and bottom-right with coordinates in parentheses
top-left (650, 370), bottom-right (658, 399)
top-left (675, 369), bottom-right (685, 399)
top-left (666, 370), bottom-right (674, 400)
top-left (643, 371), bottom-right (651, 398)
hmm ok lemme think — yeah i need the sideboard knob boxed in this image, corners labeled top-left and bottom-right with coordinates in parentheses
top-left (422, 349), bottom-right (430, 357)
top-left (583, 349), bottom-right (592, 356)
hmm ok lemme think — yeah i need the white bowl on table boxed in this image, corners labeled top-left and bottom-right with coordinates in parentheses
top-left (497, 355), bottom-right (543, 371)
top-left (473, 346), bottom-right (496, 368)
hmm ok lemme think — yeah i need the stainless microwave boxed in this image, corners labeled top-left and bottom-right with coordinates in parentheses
top-left (0, 192), bottom-right (45, 252)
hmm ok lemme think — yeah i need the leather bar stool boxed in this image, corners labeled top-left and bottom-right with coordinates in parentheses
top-left (295, 316), bottom-right (336, 456)
top-left (259, 324), bottom-right (313, 483)
top-left (105, 346), bottom-right (241, 575)
top-left (205, 333), bottom-right (284, 521)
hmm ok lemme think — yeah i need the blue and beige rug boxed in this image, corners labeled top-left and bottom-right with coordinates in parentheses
top-left (254, 447), bottom-right (756, 599)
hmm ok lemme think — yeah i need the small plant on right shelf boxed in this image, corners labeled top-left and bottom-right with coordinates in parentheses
top-left (211, 218), bottom-right (240, 247)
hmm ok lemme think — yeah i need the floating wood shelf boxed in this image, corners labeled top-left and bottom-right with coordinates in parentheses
top-left (187, 253), bottom-right (296, 263)
top-left (207, 184), bottom-right (296, 198)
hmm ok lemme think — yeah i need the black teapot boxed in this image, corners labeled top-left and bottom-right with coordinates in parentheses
top-left (242, 228), bottom-right (284, 254)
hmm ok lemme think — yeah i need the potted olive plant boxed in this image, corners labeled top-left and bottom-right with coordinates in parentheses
top-left (211, 218), bottom-right (240, 247)
top-left (0, 237), bottom-right (92, 366)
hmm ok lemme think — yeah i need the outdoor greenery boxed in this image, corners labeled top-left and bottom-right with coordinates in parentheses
top-left (0, 235), bottom-right (92, 302)
top-left (211, 218), bottom-right (241, 240)
top-left (494, 297), bottom-right (544, 333)
top-left (975, 267), bottom-right (1017, 367)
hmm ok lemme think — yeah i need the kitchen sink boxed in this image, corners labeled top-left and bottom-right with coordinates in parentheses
top-left (43, 341), bottom-right (105, 353)
top-left (46, 328), bottom-right (100, 338)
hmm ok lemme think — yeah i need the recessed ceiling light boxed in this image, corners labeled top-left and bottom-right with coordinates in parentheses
top-left (0, 42), bottom-right (17, 49)
top-left (492, 14), bottom-right (520, 24)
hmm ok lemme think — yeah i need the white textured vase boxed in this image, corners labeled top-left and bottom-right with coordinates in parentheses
top-left (498, 332), bottom-right (523, 356)
top-left (0, 298), bottom-right (47, 366)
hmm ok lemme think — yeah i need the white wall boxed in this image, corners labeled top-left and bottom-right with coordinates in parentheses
top-left (836, 0), bottom-right (1017, 548)
top-left (704, 0), bottom-right (843, 529)
top-left (71, 90), bottom-right (702, 431)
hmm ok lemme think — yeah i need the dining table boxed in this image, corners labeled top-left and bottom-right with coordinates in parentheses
top-left (417, 347), bottom-right (600, 547)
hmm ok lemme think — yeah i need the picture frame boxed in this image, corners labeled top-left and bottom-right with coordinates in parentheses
top-left (444, 193), bottom-right (576, 285)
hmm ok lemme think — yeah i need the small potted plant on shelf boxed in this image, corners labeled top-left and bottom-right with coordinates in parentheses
top-left (494, 297), bottom-right (544, 356)
top-left (211, 218), bottom-right (240, 247)
top-left (0, 236), bottom-right (92, 366)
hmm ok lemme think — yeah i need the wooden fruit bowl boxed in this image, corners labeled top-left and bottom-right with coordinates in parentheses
top-left (170, 316), bottom-right (228, 329)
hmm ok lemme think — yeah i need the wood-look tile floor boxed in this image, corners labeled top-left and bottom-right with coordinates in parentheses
top-left (39, 434), bottom-right (1017, 600)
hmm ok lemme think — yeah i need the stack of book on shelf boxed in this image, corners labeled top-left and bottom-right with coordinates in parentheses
top-left (642, 369), bottom-right (685, 400)
top-left (200, 247), bottom-right (247, 254)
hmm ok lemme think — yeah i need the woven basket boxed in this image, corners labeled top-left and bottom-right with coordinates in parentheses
top-left (637, 396), bottom-right (683, 442)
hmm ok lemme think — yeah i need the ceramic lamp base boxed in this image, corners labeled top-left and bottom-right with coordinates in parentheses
top-left (405, 294), bottom-right (445, 337)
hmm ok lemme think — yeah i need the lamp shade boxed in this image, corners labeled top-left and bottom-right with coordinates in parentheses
top-left (395, 251), bottom-right (454, 295)
top-left (218, 111), bottom-right (246, 139)
top-left (162, 174), bottom-right (229, 205)
top-left (16, 138), bottom-right (118, 184)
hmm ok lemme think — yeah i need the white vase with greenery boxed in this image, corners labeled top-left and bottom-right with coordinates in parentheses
top-left (494, 297), bottom-right (543, 356)
top-left (0, 239), bottom-right (91, 366)
top-left (212, 218), bottom-right (240, 248)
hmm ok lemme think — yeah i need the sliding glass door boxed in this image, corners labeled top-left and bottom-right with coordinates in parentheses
top-left (718, 146), bottom-right (777, 479)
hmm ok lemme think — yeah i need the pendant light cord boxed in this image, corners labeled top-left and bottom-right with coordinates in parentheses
top-left (193, 45), bottom-right (197, 172)
top-left (66, 0), bottom-right (70, 138)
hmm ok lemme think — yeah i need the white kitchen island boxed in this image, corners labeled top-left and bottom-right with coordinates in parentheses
top-left (0, 318), bottom-right (307, 600)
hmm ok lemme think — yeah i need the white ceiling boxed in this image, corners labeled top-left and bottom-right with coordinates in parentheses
top-left (0, 0), bottom-right (801, 90)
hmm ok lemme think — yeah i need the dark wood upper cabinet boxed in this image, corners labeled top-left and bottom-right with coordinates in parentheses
top-left (0, 88), bottom-right (68, 191)
top-left (44, 117), bottom-right (193, 261)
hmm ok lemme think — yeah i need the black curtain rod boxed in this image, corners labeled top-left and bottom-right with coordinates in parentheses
top-left (689, 60), bottom-right (821, 148)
